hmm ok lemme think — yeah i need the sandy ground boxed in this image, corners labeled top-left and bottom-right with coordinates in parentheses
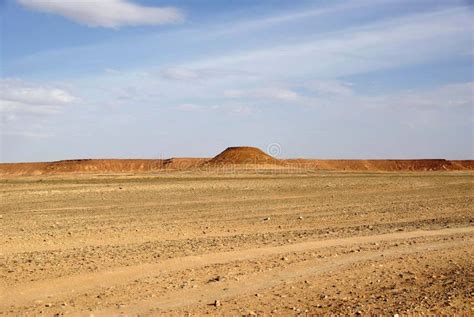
top-left (0, 170), bottom-right (473, 316)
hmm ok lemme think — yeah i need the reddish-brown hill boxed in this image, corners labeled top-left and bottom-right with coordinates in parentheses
top-left (0, 158), bottom-right (207, 176)
top-left (284, 159), bottom-right (473, 171)
top-left (0, 147), bottom-right (472, 176)
top-left (207, 147), bottom-right (283, 166)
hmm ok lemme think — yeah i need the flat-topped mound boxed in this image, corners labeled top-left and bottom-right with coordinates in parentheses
top-left (284, 159), bottom-right (474, 171)
top-left (0, 158), bottom-right (207, 176)
top-left (208, 147), bottom-right (282, 165)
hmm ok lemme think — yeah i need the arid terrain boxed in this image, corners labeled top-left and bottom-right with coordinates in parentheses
top-left (0, 171), bottom-right (472, 315)
top-left (1, 147), bottom-right (473, 177)
top-left (1, 148), bottom-right (473, 316)
top-left (4, 0), bottom-right (474, 314)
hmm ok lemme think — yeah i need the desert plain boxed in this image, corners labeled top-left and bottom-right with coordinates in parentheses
top-left (0, 148), bottom-right (473, 316)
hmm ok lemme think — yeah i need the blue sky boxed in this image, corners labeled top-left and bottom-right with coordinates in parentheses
top-left (0, 0), bottom-right (473, 162)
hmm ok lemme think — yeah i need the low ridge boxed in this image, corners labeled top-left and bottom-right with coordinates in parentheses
top-left (0, 146), bottom-right (473, 176)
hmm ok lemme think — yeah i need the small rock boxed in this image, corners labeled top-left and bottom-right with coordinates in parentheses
top-left (263, 217), bottom-right (271, 221)
top-left (45, 303), bottom-right (53, 308)
top-left (208, 276), bottom-right (223, 283)
top-left (298, 216), bottom-right (303, 220)
top-left (213, 300), bottom-right (221, 307)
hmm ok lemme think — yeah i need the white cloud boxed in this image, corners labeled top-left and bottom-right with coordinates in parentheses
top-left (160, 67), bottom-right (256, 82)
top-left (161, 68), bottom-right (201, 81)
top-left (375, 82), bottom-right (474, 109)
top-left (189, 8), bottom-right (471, 79)
top-left (176, 103), bottom-right (252, 115)
top-left (176, 103), bottom-right (219, 111)
top-left (105, 68), bottom-right (123, 75)
top-left (225, 87), bottom-right (300, 102)
top-left (306, 80), bottom-right (353, 96)
top-left (1, 79), bottom-right (75, 105)
top-left (1, 130), bottom-right (53, 138)
top-left (17, 0), bottom-right (184, 28)
top-left (9, 5), bottom-right (471, 87)
top-left (298, 81), bottom-right (474, 110)
top-left (0, 79), bottom-right (77, 114)
top-left (210, 0), bottom-right (396, 37)
top-left (223, 81), bottom-right (474, 110)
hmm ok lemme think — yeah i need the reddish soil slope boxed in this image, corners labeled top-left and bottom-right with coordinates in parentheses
top-left (284, 159), bottom-right (473, 171)
top-left (0, 158), bottom-right (206, 176)
top-left (0, 147), bottom-right (472, 176)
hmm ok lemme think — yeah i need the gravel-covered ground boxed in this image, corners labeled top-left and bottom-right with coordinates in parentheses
top-left (1, 170), bottom-right (473, 316)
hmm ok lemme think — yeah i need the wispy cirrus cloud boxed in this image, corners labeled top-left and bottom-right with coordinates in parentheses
top-left (221, 81), bottom-right (473, 110)
top-left (209, 0), bottom-right (397, 37)
top-left (79, 6), bottom-right (470, 112)
top-left (188, 7), bottom-right (472, 79)
top-left (160, 67), bottom-right (257, 82)
top-left (176, 103), bottom-right (253, 115)
top-left (17, 0), bottom-right (184, 28)
top-left (224, 87), bottom-right (300, 102)
top-left (161, 68), bottom-right (202, 81)
top-left (370, 82), bottom-right (474, 110)
top-left (1, 130), bottom-right (54, 138)
top-left (306, 80), bottom-right (353, 96)
top-left (7, 5), bottom-right (471, 81)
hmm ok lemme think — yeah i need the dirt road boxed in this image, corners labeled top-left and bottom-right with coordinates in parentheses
top-left (1, 171), bottom-right (473, 315)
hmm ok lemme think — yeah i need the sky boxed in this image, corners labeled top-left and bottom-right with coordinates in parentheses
top-left (0, 0), bottom-right (473, 162)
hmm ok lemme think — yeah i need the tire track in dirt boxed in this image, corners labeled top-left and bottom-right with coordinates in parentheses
top-left (1, 226), bottom-right (473, 310)
top-left (97, 238), bottom-right (473, 316)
